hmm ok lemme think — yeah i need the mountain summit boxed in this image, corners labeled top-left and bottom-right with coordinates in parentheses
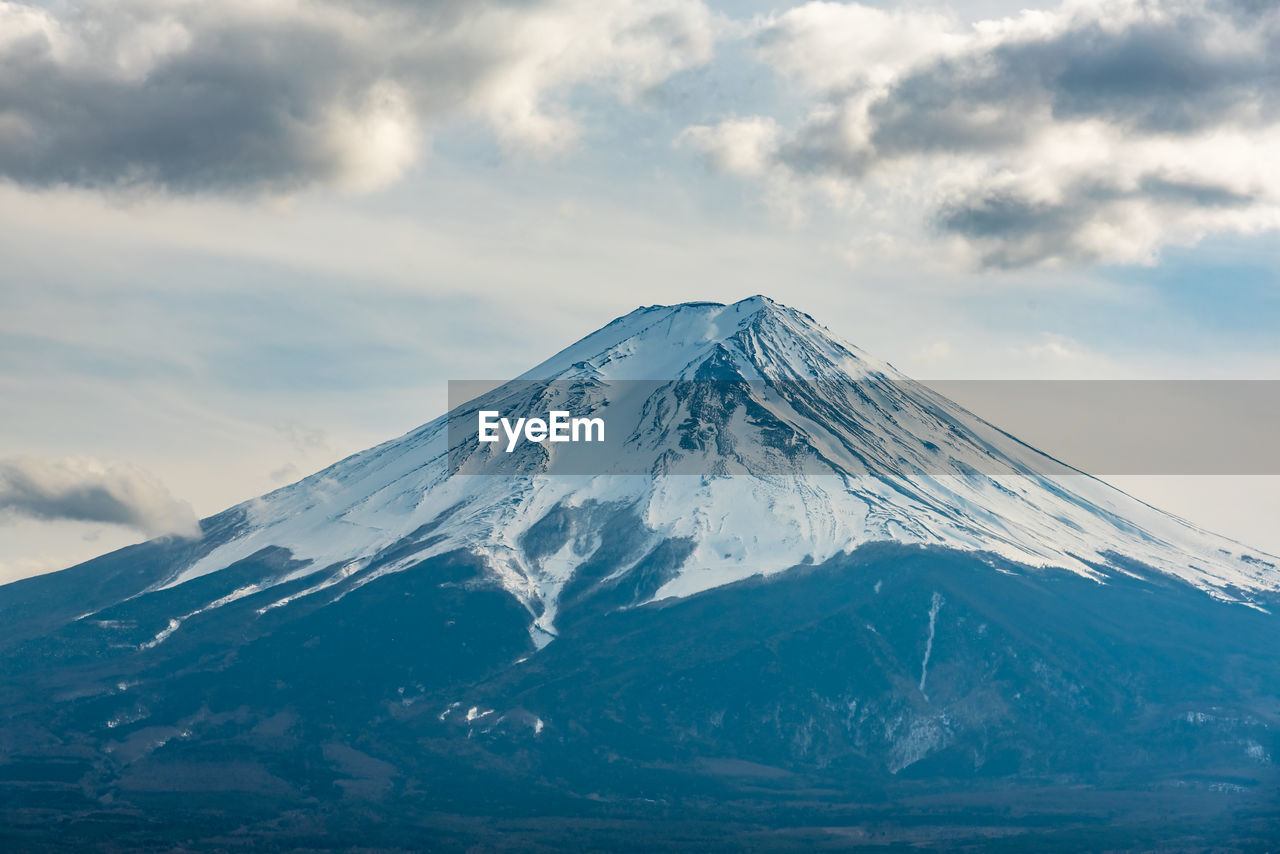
top-left (3, 298), bottom-right (1279, 849)
top-left (149, 296), bottom-right (1273, 646)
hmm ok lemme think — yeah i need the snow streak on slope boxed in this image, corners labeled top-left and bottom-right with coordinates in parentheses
top-left (145, 297), bottom-right (1277, 645)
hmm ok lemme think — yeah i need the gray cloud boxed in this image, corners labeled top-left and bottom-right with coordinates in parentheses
top-left (0, 0), bottom-right (715, 194)
top-left (686, 0), bottom-right (1280, 268)
top-left (937, 174), bottom-right (1258, 268)
top-left (857, 15), bottom-right (1276, 161)
top-left (0, 457), bottom-right (200, 538)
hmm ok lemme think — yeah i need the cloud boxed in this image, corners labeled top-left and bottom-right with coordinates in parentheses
top-left (678, 116), bottom-right (780, 176)
top-left (1014, 331), bottom-right (1090, 362)
top-left (269, 463), bottom-right (301, 484)
top-left (275, 421), bottom-right (330, 455)
top-left (684, 0), bottom-right (1280, 268)
top-left (0, 457), bottom-right (200, 538)
top-left (0, 0), bottom-right (716, 194)
top-left (935, 172), bottom-right (1260, 268)
top-left (913, 340), bottom-right (953, 364)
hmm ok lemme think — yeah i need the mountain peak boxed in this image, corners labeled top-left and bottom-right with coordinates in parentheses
top-left (523, 296), bottom-right (875, 386)
top-left (729, 293), bottom-right (783, 313)
top-left (155, 297), bottom-right (1275, 644)
top-left (622, 295), bottom-right (801, 330)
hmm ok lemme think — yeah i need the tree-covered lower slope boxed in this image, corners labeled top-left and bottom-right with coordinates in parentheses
top-left (2, 541), bottom-right (1278, 850)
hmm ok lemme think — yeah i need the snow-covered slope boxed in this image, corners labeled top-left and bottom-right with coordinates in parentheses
top-left (149, 296), bottom-right (1279, 646)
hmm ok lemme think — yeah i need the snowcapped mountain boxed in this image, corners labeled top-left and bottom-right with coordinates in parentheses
top-left (5, 297), bottom-right (1280, 848)
top-left (149, 295), bottom-right (1276, 649)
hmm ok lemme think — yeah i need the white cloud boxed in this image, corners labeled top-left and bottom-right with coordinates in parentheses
top-left (679, 116), bottom-right (780, 176)
top-left (754, 1), bottom-right (964, 91)
top-left (1015, 331), bottom-right (1090, 362)
top-left (913, 340), bottom-right (953, 364)
top-left (683, 0), bottom-right (1280, 268)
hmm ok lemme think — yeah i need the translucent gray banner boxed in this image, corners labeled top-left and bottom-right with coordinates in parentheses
top-left (446, 379), bottom-right (1280, 476)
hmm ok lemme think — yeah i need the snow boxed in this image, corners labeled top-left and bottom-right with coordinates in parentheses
top-left (140, 618), bottom-right (181, 651)
top-left (131, 296), bottom-right (1280, 647)
top-left (919, 592), bottom-right (944, 699)
top-left (138, 582), bottom-right (266, 650)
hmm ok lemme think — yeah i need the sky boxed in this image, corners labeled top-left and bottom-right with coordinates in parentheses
top-left (2, 0), bottom-right (1279, 582)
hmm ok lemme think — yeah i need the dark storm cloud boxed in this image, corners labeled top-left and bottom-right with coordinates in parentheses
top-left (0, 457), bottom-right (200, 537)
